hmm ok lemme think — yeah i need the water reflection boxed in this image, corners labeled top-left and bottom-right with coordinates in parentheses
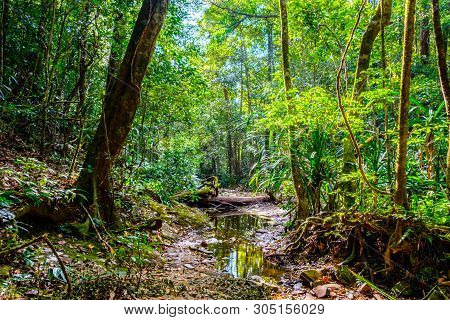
top-left (210, 213), bottom-right (284, 282)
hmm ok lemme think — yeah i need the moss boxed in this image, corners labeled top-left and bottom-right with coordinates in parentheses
top-left (145, 199), bottom-right (209, 228)
top-left (170, 203), bottom-right (209, 228)
top-left (147, 200), bottom-right (168, 217)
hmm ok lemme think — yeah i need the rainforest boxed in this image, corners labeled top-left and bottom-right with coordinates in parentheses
top-left (0, 0), bottom-right (449, 301)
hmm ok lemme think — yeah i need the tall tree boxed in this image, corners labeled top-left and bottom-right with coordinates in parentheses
top-left (279, 0), bottom-right (308, 219)
top-left (395, 0), bottom-right (416, 209)
top-left (419, 4), bottom-right (430, 63)
top-left (384, 0), bottom-right (416, 272)
top-left (343, 0), bottom-right (392, 207)
top-left (431, 0), bottom-right (450, 198)
top-left (76, 0), bottom-right (169, 224)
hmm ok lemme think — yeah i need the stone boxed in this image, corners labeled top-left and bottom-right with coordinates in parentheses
top-left (250, 275), bottom-right (263, 283)
top-left (313, 285), bottom-right (329, 298)
top-left (293, 282), bottom-right (303, 291)
top-left (183, 264), bottom-right (195, 269)
top-left (300, 269), bottom-right (323, 286)
top-left (373, 293), bottom-right (383, 300)
top-left (206, 238), bottom-right (219, 244)
top-left (304, 293), bottom-right (317, 300)
top-left (201, 259), bottom-right (215, 264)
top-left (357, 283), bottom-right (372, 295)
top-left (0, 209), bottom-right (15, 226)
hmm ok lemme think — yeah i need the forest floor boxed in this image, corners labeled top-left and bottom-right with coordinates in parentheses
top-left (138, 190), bottom-right (382, 300)
top-left (1, 186), bottom-right (381, 300)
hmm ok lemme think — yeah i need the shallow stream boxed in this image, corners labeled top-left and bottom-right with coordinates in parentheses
top-left (208, 211), bottom-right (285, 282)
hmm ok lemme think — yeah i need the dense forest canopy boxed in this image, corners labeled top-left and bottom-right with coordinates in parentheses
top-left (0, 0), bottom-right (449, 301)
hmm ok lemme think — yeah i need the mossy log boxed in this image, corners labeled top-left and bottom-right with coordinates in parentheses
top-left (172, 176), bottom-right (220, 205)
top-left (172, 186), bottom-right (217, 205)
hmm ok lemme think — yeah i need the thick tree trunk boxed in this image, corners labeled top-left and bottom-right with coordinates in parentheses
top-left (279, 0), bottom-right (308, 219)
top-left (431, 0), bottom-right (450, 199)
top-left (394, 0), bottom-right (416, 209)
top-left (76, 0), bottom-right (169, 225)
top-left (353, 0), bottom-right (393, 97)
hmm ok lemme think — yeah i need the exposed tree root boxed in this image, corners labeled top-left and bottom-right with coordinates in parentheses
top-left (284, 211), bottom-right (450, 298)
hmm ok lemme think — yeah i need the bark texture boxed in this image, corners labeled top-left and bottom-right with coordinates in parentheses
top-left (76, 0), bottom-right (169, 224)
top-left (431, 0), bottom-right (450, 198)
top-left (353, 0), bottom-right (393, 97)
top-left (394, 0), bottom-right (416, 209)
top-left (279, 0), bottom-right (308, 219)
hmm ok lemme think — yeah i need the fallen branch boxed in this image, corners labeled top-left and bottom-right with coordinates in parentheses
top-left (0, 234), bottom-right (73, 299)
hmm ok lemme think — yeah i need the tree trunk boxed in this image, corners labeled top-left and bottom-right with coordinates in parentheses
top-left (384, 0), bottom-right (416, 272)
top-left (76, 0), bottom-right (169, 225)
top-left (0, 0), bottom-right (9, 85)
top-left (264, 21), bottom-right (274, 157)
top-left (267, 21), bottom-right (274, 83)
top-left (69, 2), bottom-right (91, 175)
top-left (419, 14), bottom-right (430, 63)
top-left (353, 0), bottom-right (393, 97)
top-left (106, 10), bottom-right (124, 94)
top-left (342, 0), bottom-right (392, 207)
top-left (279, 0), bottom-right (308, 219)
top-left (431, 0), bottom-right (450, 199)
top-left (381, 0), bottom-right (393, 191)
top-left (394, 0), bottom-right (416, 209)
top-left (224, 86), bottom-right (234, 181)
top-left (39, 0), bottom-right (57, 156)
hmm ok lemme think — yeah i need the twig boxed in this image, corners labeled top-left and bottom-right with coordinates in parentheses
top-left (0, 235), bottom-right (45, 257)
top-left (81, 204), bottom-right (113, 254)
top-left (42, 235), bottom-right (73, 299)
top-left (0, 234), bottom-right (72, 299)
